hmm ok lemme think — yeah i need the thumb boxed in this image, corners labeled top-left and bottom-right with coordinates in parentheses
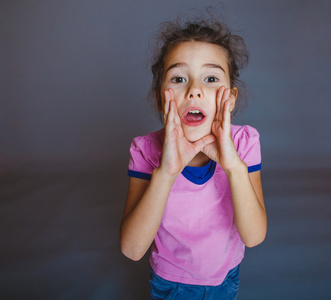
top-left (191, 134), bottom-right (216, 153)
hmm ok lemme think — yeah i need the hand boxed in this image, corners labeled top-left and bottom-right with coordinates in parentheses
top-left (159, 89), bottom-right (215, 177)
top-left (202, 86), bottom-right (243, 174)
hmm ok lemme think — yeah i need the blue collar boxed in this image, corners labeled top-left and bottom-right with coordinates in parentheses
top-left (181, 160), bottom-right (217, 185)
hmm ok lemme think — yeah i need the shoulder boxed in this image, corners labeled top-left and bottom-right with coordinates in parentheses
top-left (130, 128), bottom-right (164, 153)
top-left (129, 129), bottom-right (164, 171)
top-left (231, 124), bottom-right (260, 142)
top-left (231, 124), bottom-right (261, 166)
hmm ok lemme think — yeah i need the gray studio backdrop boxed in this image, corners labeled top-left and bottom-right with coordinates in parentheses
top-left (1, 1), bottom-right (331, 299)
top-left (1, 0), bottom-right (330, 171)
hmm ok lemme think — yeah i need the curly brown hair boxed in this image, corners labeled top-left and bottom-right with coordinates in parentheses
top-left (150, 16), bottom-right (249, 118)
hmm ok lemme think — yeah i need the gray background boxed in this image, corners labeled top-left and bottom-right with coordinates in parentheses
top-left (1, 0), bottom-right (330, 299)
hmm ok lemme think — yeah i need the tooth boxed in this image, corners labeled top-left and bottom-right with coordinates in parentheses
top-left (189, 110), bottom-right (200, 114)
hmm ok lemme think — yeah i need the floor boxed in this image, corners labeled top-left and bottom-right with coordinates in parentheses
top-left (0, 168), bottom-right (330, 299)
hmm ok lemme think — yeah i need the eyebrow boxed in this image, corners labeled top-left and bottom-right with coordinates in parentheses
top-left (165, 63), bottom-right (226, 74)
top-left (165, 63), bottom-right (185, 73)
top-left (204, 63), bottom-right (226, 73)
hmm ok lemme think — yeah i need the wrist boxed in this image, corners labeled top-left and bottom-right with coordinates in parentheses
top-left (152, 166), bottom-right (179, 185)
top-left (224, 159), bottom-right (247, 178)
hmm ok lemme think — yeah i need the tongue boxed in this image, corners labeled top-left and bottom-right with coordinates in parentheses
top-left (185, 113), bottom-right (204, 122)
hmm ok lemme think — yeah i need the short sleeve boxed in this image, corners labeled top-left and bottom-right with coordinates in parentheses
top-left (128, 132), bottom-right (162, 180)
top-left (232, 125), bottom-right (262, 173)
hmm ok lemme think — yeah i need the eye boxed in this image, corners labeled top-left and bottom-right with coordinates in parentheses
top-left (204, 76), bottom-right (218, 83)
top-left (171, 77), bottom-right (187, 83)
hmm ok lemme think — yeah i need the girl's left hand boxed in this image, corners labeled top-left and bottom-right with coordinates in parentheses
top-left (202, 86), bottom-right (243, 174)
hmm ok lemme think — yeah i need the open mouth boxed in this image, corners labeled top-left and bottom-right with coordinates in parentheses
top-left (182, 107), bottom-right (206, 126)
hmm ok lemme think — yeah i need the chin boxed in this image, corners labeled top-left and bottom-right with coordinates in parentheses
top-left (183, 129), bottom-right (210, 143)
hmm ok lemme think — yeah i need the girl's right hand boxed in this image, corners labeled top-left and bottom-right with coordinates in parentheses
top-left (159, 89), bottom-right (215, 177)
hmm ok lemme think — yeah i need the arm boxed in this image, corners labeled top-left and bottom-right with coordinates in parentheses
top-left (120, 170), bottom-right (177, 261)
top-left (120, 89), bottom-right (215, 261)
top-left (227, 167), bottom-right (266, 247)
top-left (203, 86), bottom-right (267, 247)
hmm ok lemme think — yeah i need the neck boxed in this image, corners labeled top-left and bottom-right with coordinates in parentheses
top-left (187, 152), bottom-right (211, 167)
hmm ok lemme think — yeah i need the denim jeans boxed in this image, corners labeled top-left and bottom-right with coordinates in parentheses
top-left (149, 264), bottom-right (240, 300)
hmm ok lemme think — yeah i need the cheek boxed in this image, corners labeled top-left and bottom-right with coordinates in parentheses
top-left (205, 90), bottom-right (217, 110)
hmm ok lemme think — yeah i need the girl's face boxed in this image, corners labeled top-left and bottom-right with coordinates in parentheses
top-left (159, 41), bottom-right (237, 142)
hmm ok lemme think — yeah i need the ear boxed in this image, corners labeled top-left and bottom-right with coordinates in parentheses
top-left (155, 90), bottom-right (163, 112)
top-left (229, 87), bottom-right (238, 112)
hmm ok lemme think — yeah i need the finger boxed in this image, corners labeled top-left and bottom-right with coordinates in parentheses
top-left (165, 89), bottom-right (175, 116)
top-left (201, 140), bottom-right (217, 161)
top-left (164, 101), bottom-right (176, 139)
top-left (221, 88), bottom-right (231, 111)
top-left (221, 99), bottom-right (231, 132)
top-left (168, 89), bottom-right (179, 122)
top-left (171, 100), bottom-right (181, 126)
top-left (169, 88), bottom-right (175, 101)
top-left (191, 134), bottom-right (216, 153)
top-left (166, 89), bottom-right (181, 126)
top-left (219, 88), bottom-right (231, 125)
top-left (168, 100), bottom-right (176, 124)
top-left (163, 90), bottom-right (172, 124)
top-left (215, 86), bottom-right (225, 121)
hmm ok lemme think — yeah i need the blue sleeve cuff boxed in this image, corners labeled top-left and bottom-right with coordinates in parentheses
top-left (247, 163), bottom-right (262, 173)
top-left (128, 170), bottom-right (152, 180)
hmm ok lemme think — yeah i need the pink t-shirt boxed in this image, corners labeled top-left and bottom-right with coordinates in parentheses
top-left (128, 125), bottom-right (262, 286)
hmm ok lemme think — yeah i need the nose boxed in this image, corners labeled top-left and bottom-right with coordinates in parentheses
top-left (186, 81), bottom-right (203, 100)
top-left (189, 92), bottom-right (201, 99)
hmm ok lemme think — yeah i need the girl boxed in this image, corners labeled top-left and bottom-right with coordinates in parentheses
top-left (120, 16), bottom-right (267, 300)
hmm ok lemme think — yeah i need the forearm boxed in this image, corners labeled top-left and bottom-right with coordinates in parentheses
top-left (226, 162), bottom-right (267, 247)
top-left (120, 168), bottom-right (177, 261)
